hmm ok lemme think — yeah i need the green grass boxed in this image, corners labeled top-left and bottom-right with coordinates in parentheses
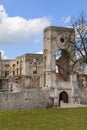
top-left (0, 107), bottom-right (87, 130)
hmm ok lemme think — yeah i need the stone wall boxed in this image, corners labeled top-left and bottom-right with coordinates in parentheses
top-left (0, 88), bottom-right (48, 110)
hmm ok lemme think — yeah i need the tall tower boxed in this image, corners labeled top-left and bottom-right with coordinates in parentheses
top-left (43, 26), bottom-right (75, 89)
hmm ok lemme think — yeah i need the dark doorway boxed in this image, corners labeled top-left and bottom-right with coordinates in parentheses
top-left (59, 91), bottom-right (68, 105)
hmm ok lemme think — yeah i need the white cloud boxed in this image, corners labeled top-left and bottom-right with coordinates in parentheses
top-left (0, 5), bottom-right (7, 23)
top-left (0, 50), bottom-right (8, 59)
top-left (0, 4), bottom-right (51, 44)
top-left (61, 16), bottom-right (71, 23)
top-left (37, 51), bottom-right (43, 54)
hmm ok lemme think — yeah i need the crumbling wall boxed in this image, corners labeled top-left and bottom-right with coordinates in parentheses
top-left (0, 88), bottom-right (48, 110)
top-left (77, 74), bottom-right (87, 104)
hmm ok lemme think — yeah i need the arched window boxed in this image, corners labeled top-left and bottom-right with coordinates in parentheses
top-left (56, 50), bottom-right (62, 60)
top-left (56, 49), bottom-right (70, 81)
top-left (55, 50), bottom-right (62, 75)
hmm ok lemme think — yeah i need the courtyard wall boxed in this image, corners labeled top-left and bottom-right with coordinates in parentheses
top-left (0, 88), bottom-right (48, 110)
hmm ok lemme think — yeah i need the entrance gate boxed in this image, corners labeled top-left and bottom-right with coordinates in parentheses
top-left (59, 91), bottom-right (68, 105)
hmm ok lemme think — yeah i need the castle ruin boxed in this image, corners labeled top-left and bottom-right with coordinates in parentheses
top-left (0, 26), bottom-right (86, 110)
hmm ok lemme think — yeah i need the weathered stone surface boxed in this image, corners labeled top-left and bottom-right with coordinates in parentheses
top-left (0, 88), bottom-right (48, 110)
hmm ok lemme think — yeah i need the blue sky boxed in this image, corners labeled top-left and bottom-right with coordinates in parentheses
top-left (0, 0), bottom-right (87, 59)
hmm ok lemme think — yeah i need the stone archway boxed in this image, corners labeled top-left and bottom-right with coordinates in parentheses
top-left (59, 91), bottom-right (68, 105)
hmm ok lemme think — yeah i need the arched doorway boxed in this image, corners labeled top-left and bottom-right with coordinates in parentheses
top-left (59, 91), bottom-right (68, 105)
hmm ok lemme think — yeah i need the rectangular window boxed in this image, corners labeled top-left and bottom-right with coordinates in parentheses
top-left (13, 71), bottom-right (15, 75)
top-left (17, 68), bottom-right (18, 75)
top-left (33, 66), bottom-right (37, 74)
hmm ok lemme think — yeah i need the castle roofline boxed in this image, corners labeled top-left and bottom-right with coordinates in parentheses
top-left (16, 53), bottom-right (43, 59)
top-left (44, 26), bottom-right (74, 32)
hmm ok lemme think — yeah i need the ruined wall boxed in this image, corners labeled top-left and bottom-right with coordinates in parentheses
top-left (24, 54), bottom-right (43, 88)
top-left (24, 54), bottom-right (43, 75)
top-left (77, 74), bottom-right (87, 104)
top-left (0, 53), bottom-right (43, 91)
top-left (9, 55), bottom-right (25, 76)
top-left (0, 88), bottom-right (48, 110)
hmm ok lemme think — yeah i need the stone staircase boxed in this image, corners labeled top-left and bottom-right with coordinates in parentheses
top-left (60, 102), bottom-right (87, 108)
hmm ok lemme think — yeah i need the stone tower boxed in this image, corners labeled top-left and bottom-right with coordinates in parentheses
top-left (42, 26), bottom-right (75, 89)
top-left (0, 52), bottom-right (1, 60)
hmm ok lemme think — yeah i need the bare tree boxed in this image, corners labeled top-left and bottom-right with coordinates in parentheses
top-left (70, 12), bottom-right (87, 70)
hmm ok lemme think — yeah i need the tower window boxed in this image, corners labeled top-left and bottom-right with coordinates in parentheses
top-left (60, 37), bottom-right (65, 43)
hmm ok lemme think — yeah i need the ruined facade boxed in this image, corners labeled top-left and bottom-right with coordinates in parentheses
top-left (0, 54), bottom-right (43, 92)
top-left (0, 26), bottom-right (86, 110)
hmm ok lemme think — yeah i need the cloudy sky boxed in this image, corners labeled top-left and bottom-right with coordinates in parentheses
top-left (0, 0), bottom-right (87, 59)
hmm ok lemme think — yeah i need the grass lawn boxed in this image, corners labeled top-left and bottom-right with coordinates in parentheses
top-left (0, 107), bottom-right (87, 130)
